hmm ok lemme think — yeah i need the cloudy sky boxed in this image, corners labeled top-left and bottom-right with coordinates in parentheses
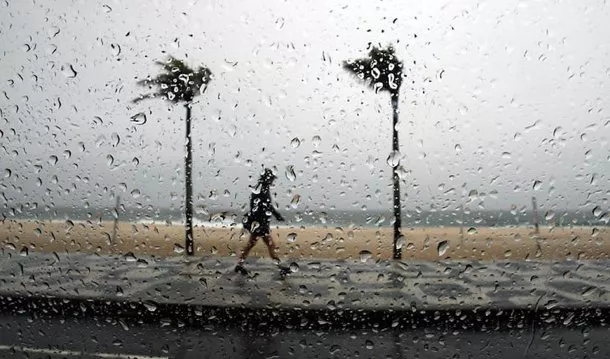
top-left (1, 0), bottom-right (609, 217)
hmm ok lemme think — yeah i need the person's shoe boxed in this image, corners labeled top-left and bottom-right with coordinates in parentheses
top-left (279, 265), bottom-right (291, 278)
top-left (234, 264), bottom-right (248, 276)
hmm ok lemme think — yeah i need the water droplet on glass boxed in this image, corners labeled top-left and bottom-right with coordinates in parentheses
top-left (20, 246), bottom-right (29, 257)
top-left (143, 301), bottom-right (157, 312)
top-left (592, 206), bottom-right (602, 217)
top-left (123, 252), bottom-right (137, 262)
top-left (130, 189), bottom-right (141, 198)
top-left (365, 340), bottom-right (374, 350)
top-left (173, 244), bottom-right (185, 254)
top-left (285, 165), bottom-right (296, 182)
top-left (48, 155), bottom-right (58, 165)
top-left (582, 286), bottom-right (597, 297)
top-left (106, 154), bottom-right (114, 167)
top-left (545, 211), bottom-right (555, 221)
top-left (287, 233), bottom-right (297, 242)
top-left (312, 135), bottom-right (321, 147)
top-left (290, 194), bottom-right (301, 208)
top-left (111, 132), bottom-right (120, 147)
top-left (396, 235), bottom-right (405, 250)
top-left (130, 112), bottom-right (147, 125)
top-left (454, 144), bottom-right (462, 153)
top-left (386, 150), bottom-right (400, 167)
top-left (3, 169), bottom-right (11, 178)
top-left (467, 227), bottom-right (477, 235)
top-left (533, 180), bottom-right (542, 191)
top-left (132, 157), bottom-right (140, 166)
top-left (290, 137), bottom-right (301, 148)
top-left (62, 64), bottom-right (78, 78)
top-left (289, 262), bottom-right (299, 273)
top-left (371, 67), bottom-right (381, 79)
top-left (359, 250), bottom-right (372, 263)
top-left (437, 240), bottom-right (449, 257)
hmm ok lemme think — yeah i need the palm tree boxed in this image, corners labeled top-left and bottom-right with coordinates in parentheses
top-left (133, 56), bottom-right (213, 256)
top-left (344, 44), bottom-right (404, 259)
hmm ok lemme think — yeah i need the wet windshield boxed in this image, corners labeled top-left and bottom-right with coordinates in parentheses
top-left (0, 0), bottom-right (609, 357)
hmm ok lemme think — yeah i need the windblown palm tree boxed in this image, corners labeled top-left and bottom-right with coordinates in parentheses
top-left (133, 57), bottom-right (212, 256)
top-left (344, 44), bottom-right (404, 259)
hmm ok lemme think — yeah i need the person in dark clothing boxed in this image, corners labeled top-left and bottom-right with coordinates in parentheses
top-left (235, 168), bottom-right (289, 276)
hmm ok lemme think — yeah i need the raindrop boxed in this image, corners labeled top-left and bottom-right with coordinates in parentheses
top-left (132, 157), bottom-right (140, 166)
top-left (365, 340), bottom-right (374, 350)
top-left (437, 240), bottom-right (449, 257)
top-left (289, 262), bottom-right (299, 273)
top-left (102, 4), bottom-right (112, 12)
top-left (437, 69), bottom-right (445, 80)
top-left (371, 67), bottom-right (381, 79)
top-left (467, 227), bottom-right (477, 235)
top-left (290, 137), bottom-right (301, 148)
top-left (19, 246), bottom-right (29, 257)
top-left (106, 154), bottom-right (114, 167)
top-left (592, 206), bottom-right (602, 217)
top-left (48, 27), bottom-right (60, 38)
top-left (130, 113), bottom-right (147, 125)
top-left (287, 233), bottom-right (297, 243)
top-left (386, 150), bottom-right (400, 167)
top-left (130, 189), bottom-right (141, 198)
top-left (359, 250), bottom-right (372, 263)
top-left (173, 243), bottom-right (185, 254)
top-left (62, 64), bottom-right (78, 78)
top-left (285, 165), bottom-right (296, 182)
top-left (111, 133), bottom-right (120, 147)
top-left (48, 155), bottom-right (58, 165)
top-left (290, 194), bottom-right (301, 208)
top-left (396, 235), bottom-right (405, 250)
top-left (63, 150), bottom-right (71, 159)
top-left (545, 211), bottom-right (555, 221)
top-left (3, 169), bottom-right (11, 178)
top-left (454, 144), bottom-right (462, 153)
top-left (582, 286), bottom-right (597, 297)
top-left (123, 252), bottom-right (137, 262)
top-left (143, 301), bottom-right (157, 312)
top-left (312, 135), bottom-right (321, 147)
top-left (533, 180), bottom-right (542, 191)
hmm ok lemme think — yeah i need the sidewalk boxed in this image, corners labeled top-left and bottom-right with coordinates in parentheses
top-left (1, 251), bottom-right (608, 315)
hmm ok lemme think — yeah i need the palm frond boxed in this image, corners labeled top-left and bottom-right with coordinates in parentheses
top-left (343, 45), bottom-right (403, 95)
top-left (134, 56), bottom-right (213, 104)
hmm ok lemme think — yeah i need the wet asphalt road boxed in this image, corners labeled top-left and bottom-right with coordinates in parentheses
top-left (0, 312), bottom-right (609, 358)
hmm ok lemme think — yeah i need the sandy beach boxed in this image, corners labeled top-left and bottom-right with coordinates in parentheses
top-left (1, 219), bottom-right (608, 261)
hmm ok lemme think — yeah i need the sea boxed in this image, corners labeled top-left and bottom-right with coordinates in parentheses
top-left (3, 204), bottom-right (608, 228)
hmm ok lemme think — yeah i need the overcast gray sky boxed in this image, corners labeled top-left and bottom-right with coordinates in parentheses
top-left (1, 0), bottom-right (609, 216)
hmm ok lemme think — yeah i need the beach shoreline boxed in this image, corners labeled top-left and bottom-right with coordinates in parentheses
top-left (1, 219), bottom-right (608, 261)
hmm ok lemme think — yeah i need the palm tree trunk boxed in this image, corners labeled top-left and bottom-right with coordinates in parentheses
top-left (391, 93), bottom-right (402, 260)
top-left (185, 103), bottom-right (194, 255)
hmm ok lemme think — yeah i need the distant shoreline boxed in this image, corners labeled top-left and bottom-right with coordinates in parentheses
top-left (2, 217), bottom-right (608, 230)
top-left (1, 219), bottom-right (608, 261)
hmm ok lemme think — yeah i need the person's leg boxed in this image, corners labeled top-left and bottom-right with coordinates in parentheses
top-left (237, 234), bottom-right (258, 265)
top-left (262, 234), bottom-right (281, 264)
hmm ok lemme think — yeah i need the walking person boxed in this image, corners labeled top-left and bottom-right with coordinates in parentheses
top-left (236, 168), bottom-right (290, 277)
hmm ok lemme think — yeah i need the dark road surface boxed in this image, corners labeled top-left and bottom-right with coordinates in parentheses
top-left (0, 313), bottom-right (608, 359)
